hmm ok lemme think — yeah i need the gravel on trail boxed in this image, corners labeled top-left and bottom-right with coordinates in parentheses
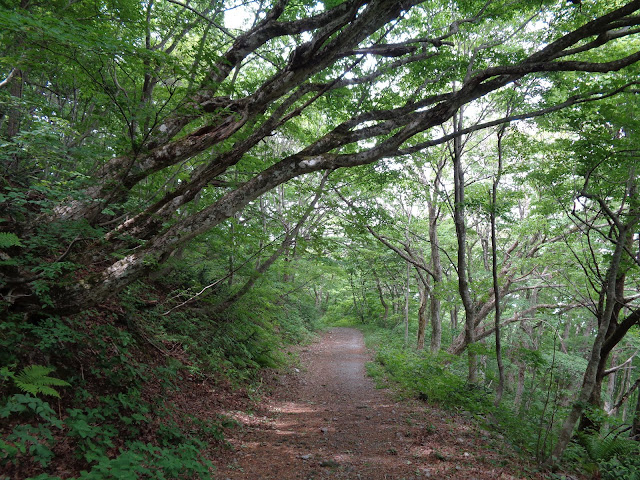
top-left (213, 327), bottom-right (546, 480)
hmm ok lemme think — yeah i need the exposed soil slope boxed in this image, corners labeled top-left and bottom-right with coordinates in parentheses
top-left (214, 328), bottom-right (546, 479)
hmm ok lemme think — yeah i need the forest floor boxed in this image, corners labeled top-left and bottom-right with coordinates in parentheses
top-left (212, 327), bottom-right (549, 480)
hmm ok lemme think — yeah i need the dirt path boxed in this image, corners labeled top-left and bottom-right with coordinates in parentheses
top-left (214, 328), bottom-right (543, 479)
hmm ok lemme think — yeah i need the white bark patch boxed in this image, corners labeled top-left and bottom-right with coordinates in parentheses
top-left (159, 124), bottom-right (168, 133)
top-left (106, 254), bottom-right (138, 278)
top-left (299, 156), bottom-right (323, 169)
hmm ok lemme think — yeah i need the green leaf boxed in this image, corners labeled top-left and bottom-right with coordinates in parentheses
top-left (0, 232), bottom-right (22, 248)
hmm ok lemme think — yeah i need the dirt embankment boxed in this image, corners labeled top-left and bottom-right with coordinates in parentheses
top-left (213, 327), bottom-right (545, 480)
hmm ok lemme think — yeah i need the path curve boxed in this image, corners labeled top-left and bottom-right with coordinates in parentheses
top-left (214, 328), bottom-right (541, 480)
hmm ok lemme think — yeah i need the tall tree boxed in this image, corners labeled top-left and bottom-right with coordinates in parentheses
top-left (542, 89), bottom-right (640, 460)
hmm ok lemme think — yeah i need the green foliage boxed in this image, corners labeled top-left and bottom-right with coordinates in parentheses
top-left (599, 455), bottom-right (640, 480)
top-left (0, 394), bottom-right (61, 425)
top-left (0, 232), bottom-right (21, 248)
top-left (0, 395), bottom-right (62, 469)
top-left (66, 407), bottom-right (119, 461)
top-left (358, 323), bottom-right (590, 462)
top-left (73, 441), bottom-right (214, 480)
top-left (0, 356), bottom-right (222, 478)
top-left (21, 442), bottom-right (215, 480)
top-left (581, 434), bottom-right (640, 465)
top-left (563, 433), bottom-right (640, 479)
top-left (26, 316), bottom-right (84, 352)
top-left (541, 351), bottom-right (589, 385)
top-left (1, 365), bottom-right (70, 398)
top-left (146, 261), bottom-right (317, 383)
top-left (3, 423), bottom-right (57, 468)
top-left (0, 223), bottom-right (324, 476)
top-left (364, 327), bottom-right (493, 412)
top-left (1, 2), bottom-right (638, 479)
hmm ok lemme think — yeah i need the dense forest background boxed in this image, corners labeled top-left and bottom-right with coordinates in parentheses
top-left (1, 0), bottom-right (639, 478)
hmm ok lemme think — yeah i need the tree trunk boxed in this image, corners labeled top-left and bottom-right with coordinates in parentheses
top-left (427, 162), bottom-right (444, 354)
top-left (614, 364), bottom-right (631, 418)
top-left (416, 278), bottom-right (428, 351)
top-left (451, 306), bottom-right (458, 331)
top-left (632, 386), bottom-right (640, 440)
top-left (404, 261), bottom-right (410, 346)
top-left (429, 288), bottom-right (442, 354)
top-left (514, 362), bottom-right (526, 413)
top-left (392, 285), bottom-right (400, 315)
top-left (548, 220), bottom-right (635, 464)
top-left (577, 176), bottom-right (638, 434)
top-left (375, 274), bottom-right (389, 326)
top-left (452, 108), bottom-right (477, 384)
top-left (492, 125), bottom-right (506, 406)
top-left (603, 353), bottom-right (618, 414)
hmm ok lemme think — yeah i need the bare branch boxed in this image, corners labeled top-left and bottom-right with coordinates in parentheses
top-left (604, 351), bottom-right (639, 376)
top-left (0, 67), bottom-right (16, 89)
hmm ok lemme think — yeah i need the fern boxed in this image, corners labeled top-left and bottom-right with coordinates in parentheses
top-left (582, 433), bottom-right (639, 462)
top-left (0, 232), bottom-right (22, 248)
top-left (4, 365), bottom-right (70, 398)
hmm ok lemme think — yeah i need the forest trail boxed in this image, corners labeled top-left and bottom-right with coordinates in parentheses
top-left (213, 328), bottom-right (541, 480)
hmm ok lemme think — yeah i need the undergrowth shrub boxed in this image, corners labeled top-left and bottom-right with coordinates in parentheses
top-left (359, 322), bottom-right (640, 477)
top-left (371, 336), bottom-right (492, 411)
top-left (23, 440), bottom-right (214, 480)
top-left (359, 324), bottom-right (570, 460)
top-left (1, 246), bottom-right (321, 478)
top-left (599, 455), bottom-right (640, 480)
top-left (145, 275), bottom-right (318, 384)
top-left (562, 433), bottom-right (640, 480)
top-left (0, 394), bottom-right (63, 470)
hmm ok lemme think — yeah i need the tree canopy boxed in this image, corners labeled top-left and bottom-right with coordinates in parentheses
top-left (3, 0), bottom-right (639, 311)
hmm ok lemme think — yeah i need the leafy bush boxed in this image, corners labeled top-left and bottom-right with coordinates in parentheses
top-left (0, 394), bottom-right (63, 469)
top-left (599, 455), bottom-right (640, 480)
top-left (23, 441), bottom-right (214, 480)
top-left (72, 441), bottom-right (214, 480)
